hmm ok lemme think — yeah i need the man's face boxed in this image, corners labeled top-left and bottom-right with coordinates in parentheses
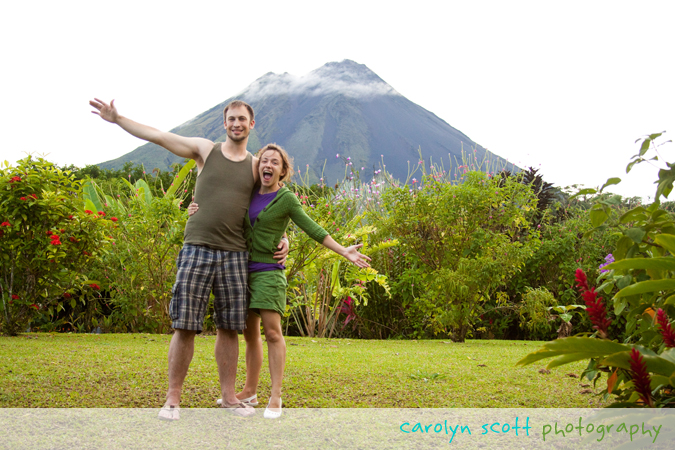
top-left (224, 106), bottom-right (254, 142)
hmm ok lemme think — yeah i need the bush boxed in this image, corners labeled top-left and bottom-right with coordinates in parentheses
top-left (372, 170), bottom-right (540, 342)
top-left (520, 132), bottom-right (675, 407)
top-left (0, 156), bottom-right (110, 335)
top-left (81, 162), bottom-right (195, 333)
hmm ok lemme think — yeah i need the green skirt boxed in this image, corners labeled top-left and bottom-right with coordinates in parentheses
top-left (248, 270), bottom-right (287, 317)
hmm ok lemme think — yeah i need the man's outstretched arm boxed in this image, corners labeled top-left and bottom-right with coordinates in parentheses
top-left (90, 98), bottom-right (213, 163)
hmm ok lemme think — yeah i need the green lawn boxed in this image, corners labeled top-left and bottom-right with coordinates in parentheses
top-left (0, 333), bottom-right (607, 408)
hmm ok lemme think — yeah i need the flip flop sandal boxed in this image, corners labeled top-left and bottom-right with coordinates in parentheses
top-left (158, 405), bottom-right (180, 421)
top-left (217, 394), bottom-right (258, 407)
top-left (221, 401), bottom-right (255, 417)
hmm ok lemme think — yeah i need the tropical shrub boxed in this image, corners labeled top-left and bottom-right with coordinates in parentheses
top-left (284, 186), bottom-right (392, 338)
top-left (519, 132), bottom-right (675, 407)
top-left (0, 156), bottom-right (110, 335)
top-left (82, 162), bottom-right (195, 332)
top-left (372, 170), bottom-right (540, 342)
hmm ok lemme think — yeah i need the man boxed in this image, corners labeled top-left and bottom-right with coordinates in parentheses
top-left (89, 98), bottom-right (288, 419)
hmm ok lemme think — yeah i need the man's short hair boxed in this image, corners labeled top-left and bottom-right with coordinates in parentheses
top-left (223, 100), bottom-right (255, 122)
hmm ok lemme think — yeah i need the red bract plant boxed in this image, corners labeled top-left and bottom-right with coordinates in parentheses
top-left (656, 308), bottom-right (675, 348)
top-left (339, 296), bottom-right (357, 326)
top-left (629, 348), bottom-right (654, 407)
top-left (575, 268), bottom-right (612, 338)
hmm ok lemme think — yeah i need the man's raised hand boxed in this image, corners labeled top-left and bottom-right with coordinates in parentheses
top-left (90, 98), bottom-right (119, 123)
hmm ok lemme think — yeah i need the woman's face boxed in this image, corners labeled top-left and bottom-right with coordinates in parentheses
top-left (259, 150), bottom-right (286, 188)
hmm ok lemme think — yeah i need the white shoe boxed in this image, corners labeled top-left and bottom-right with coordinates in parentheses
top-left (217, 394), bottom-right (258, 407)
top-left (264, 399), bottom-right (282, 419)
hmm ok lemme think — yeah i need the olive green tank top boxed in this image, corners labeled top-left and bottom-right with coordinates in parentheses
top-left (184, 143), bottom-right (255, 251)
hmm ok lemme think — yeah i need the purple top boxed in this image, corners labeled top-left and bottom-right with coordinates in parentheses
top-left (248, 190), bottom-right (285, 273)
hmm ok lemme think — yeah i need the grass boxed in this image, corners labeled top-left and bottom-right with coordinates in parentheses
top-left (0, 333), bottom-right (608, 408)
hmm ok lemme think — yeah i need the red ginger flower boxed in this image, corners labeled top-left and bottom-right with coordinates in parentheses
top-left (0, 222), bottom-right (10, 227)
top-left (11, 294), bottom-right (19, 300)
top-left (98, 211), bottom-right (105, 216)
top-left (9, 176), bottom-right (21, 183)
top-left (89, 284), bottom-right (100, 290)
top-left (84, 210), bottom-right (93, 214)
top-left (629, 348), bottom-right (654, 407)
top-left (656, 308), bottom-right (675, 348)
top-left (20, 197), bottom-right (27, 201)
top-left (575, 268), bottom-right (590, 292)
top-left (110, 217), bottom-right (118, 222)
top-left (50, 234), bottom-right (59, 240)
top-left (575, 268), bottom-right (612, 338)
top-left (30, 194), bottom-right (37, 199)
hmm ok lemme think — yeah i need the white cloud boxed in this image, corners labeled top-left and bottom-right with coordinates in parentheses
top-left (242, 65), bottom-right (400, 101)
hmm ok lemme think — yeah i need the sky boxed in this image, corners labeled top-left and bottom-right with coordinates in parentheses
top-left (2, 1), bottom-right (674, 201)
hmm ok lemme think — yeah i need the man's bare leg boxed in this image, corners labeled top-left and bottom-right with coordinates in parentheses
top-left (164, 329), bottom-right (197, 407)
top-left (237, 313), bottom-right (263, 401)
top-left (215, 328), bottom-right (253, 415)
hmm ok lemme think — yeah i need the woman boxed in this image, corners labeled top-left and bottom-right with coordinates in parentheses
top-left (189, 143), bottom-right (370, 418)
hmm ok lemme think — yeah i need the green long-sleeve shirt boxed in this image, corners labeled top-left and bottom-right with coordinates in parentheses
top-left (245, 187), bottom-right (329, 264)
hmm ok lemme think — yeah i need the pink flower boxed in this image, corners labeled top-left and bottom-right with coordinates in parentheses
top-left (656, 308), bottom-right (675, 348)
top-left (340, 297), bottom-right (357, 325)
top-left (630, 348), bottom-right (654, 407)
top-left (575, 269), bottom-right (612, 338)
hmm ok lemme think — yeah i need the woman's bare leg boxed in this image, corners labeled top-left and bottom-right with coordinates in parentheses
top-left (236, 311), bottom-right (263, 400)
top-left (260, 309), bottom-right (285, 409)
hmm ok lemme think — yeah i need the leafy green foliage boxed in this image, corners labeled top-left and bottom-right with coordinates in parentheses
top-left (0, 156), bottom-right (110, 335)
top-left (80, 161), bottom-right (195, 333)
top-left (284, 186), bottom-right (391, 338)
top-left (372, 171), bottom-right (540, 342)
top-left (520, 132), bottom-right (675, 407)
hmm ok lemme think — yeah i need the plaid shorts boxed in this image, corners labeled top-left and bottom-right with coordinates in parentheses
top-left (170, 244), bottom-right (248, 331)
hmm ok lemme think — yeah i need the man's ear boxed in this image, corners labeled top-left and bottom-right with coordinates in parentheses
top-left (250, 119), bottom-right (255, 129)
